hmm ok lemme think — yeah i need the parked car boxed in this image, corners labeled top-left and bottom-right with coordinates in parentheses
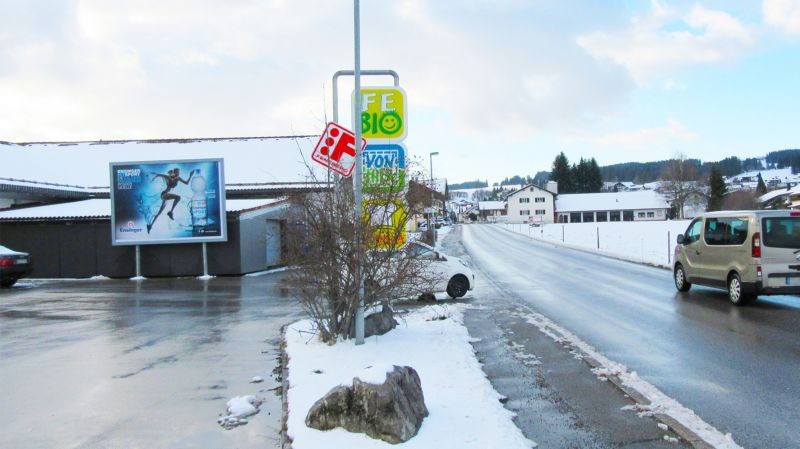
top-left (403, 241), bottom-right (474, 298)
top-left (673, 210), bottom-right (800, 305)
top-left (417, 221), bottom-right (428, 232)
top-left (0, 244), bottom-right (33, 287)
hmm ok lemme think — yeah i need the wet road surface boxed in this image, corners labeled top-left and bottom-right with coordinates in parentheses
top-left (459, 224), bottom-right (800, 449)
top-left (433, 227), bottom-right (690, 448)
top-left (0, 273), bottom-right (303, 449)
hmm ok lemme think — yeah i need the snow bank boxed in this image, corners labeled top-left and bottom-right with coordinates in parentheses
top-left (284, 305), bottom-right (535, 449)
top-left (498, 220), bottom-right (691, 268)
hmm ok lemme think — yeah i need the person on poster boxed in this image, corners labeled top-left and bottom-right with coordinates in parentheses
top-left (146, 168), bottom-right (196, 233)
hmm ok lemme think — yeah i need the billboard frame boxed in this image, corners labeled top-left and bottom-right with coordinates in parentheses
top-left (109, 158), bottom-right (227, 246)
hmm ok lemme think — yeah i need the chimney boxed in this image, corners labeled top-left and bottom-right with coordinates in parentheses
top-left (546, 181), bottom-right (558, 194)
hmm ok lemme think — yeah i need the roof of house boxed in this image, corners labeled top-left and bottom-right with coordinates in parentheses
top-left (556, 191), bottom-right (669, 212)
top-left (0, 136), bottom-right (320, 188)
top-left (478, 201), bottom-right (506, 211)
top-left (0, 198), bottom-right (286, 222)
top-left (758, 185), bottom-right (800, 203)
top-left (506, 183), bottom-right (556, 198)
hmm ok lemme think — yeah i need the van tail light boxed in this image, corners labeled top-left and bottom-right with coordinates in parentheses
top-left (0, 257), bottom-right (12, 267)
top-left (757, 265), bottom-right (763, 281)
top-left (752, 232), bottom-right (761, 258)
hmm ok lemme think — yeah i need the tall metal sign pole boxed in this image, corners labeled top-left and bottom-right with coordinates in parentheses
top-left (353, 0), bottom-right (365, 345)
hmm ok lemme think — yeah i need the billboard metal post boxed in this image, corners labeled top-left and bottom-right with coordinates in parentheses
top-left (202, 243), bottom-right (209, 277)
top-left (135, 245), bottom-right (142, 278)
top-left (353, 0), bottom-right (365, 346)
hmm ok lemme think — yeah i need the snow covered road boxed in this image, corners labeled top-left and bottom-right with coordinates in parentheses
top-left (460, 224), bottom-right (800, 449)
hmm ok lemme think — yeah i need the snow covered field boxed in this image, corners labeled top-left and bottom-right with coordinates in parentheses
top-left (497, 220), bottom-right (691, 268)
top-left (284, 305), bottom-right (534, 449)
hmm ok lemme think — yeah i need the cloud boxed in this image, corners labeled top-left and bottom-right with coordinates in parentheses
top-left (577, 3), bottom-right (756, 85)
top-left (569, 119), bottom-right (697, 148)
top-left (0, 1), bottom-right (641, 142)
top-left (763, 0), bottom-right (800, 35)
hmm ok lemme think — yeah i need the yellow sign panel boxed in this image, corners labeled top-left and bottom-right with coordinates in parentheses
top-left (363, 199), bottom-right (407, 249)
top-left (356, 87), bottom-right (407, 141)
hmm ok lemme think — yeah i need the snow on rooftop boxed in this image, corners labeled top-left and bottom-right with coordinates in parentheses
top-left (0, 137), bottom-right (322, 187)
top-left (758, 185), bottom-right (800, 203)
top-left (478, 201), bottom-right (505, 210)
top-left (556, 191), bottom-right (669, 212)
top-left (0, 198), bottom-right (285, 220)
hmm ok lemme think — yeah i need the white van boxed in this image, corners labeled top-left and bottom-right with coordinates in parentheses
top-left (673, 210), bottom-right (800, 305)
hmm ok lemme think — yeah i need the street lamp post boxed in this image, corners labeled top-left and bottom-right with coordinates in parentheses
top-left (429, 151), bottom-right (439, 245)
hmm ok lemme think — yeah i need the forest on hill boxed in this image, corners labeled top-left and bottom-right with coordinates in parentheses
top-left (450, 149), bottom-right (800, 189)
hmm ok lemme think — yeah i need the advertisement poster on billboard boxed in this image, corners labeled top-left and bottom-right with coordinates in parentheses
top-left (110, 159), bottom-right (227, 245)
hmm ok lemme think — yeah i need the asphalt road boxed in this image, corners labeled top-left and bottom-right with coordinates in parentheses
top-left (459, 224), bottom-right (800, 449)
top-left (0, 273), bottom-right (303, 449)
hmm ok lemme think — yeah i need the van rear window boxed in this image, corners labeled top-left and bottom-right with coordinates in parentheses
top-left (762, 217), bottom-right (800, 249)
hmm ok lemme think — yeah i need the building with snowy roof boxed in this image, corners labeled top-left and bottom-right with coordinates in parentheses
top-left (505, 182), bottom-right (557, 224)
top-left (0, 136), bottom-right (332, 278)
top-left (555, 190), bottom-right (670, 223)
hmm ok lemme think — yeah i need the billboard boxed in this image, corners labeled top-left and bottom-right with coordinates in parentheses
top-left (110, 159), bottom-right (227, 245)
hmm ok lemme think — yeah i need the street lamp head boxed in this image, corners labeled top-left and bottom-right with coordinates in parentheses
top-left (430, 151), bottom-right (439, 156)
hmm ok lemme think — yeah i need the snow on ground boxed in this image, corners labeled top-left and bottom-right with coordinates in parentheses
top-left (498, 220), bottom-right (690, 268)
top-left (284, 305), bottom-right (535, 449)
top-left (217, 395), bottom-right (263, 429)
top-left (510, 307), bottom-right (743, 449)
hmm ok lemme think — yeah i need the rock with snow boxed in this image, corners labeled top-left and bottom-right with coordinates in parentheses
top-left (217, 395), bottom-right (262, 429)
top-left (250, 376), bottom-right (264, 383)
top-left (305, 365), bottom-right (428, 444)
top-left (348, 305), bottom-right (397, 339)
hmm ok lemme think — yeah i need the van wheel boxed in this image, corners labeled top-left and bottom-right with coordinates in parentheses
top-left (727, 273), bottom-right (754, 306)
top-left (674, 265), bottom-right (691, 292)
top-left (446, 275), bottom-right (469, 298)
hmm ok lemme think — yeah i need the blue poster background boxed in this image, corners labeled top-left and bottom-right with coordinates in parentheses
top-left (110, 159), bottom-right (226, 245)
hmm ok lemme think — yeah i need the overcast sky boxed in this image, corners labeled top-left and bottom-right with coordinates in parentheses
top-left (2, 0), bottom-right (799, 185)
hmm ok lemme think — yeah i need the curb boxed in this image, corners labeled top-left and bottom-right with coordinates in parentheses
top-left (578, 354), bottom-right (716, 449)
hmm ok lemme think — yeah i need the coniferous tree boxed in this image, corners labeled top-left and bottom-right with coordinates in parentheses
top-left (549, 152), bottom-right (574, 193)
top-left (573, 159), bottom-right (588, 193)
top-left (756, 173), bottom-right (767, 195)
top-left (587, 158), bottom-right (603, 193)
top-left (707, 165), bottom-right (727, 211)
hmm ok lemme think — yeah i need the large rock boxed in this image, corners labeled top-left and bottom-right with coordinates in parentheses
top-left (305, 365), bottom-right (428, 444)
top-left (348, 304), bottom-right (397, 339)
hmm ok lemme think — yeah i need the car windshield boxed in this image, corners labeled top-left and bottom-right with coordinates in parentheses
top-left (762, 217), bottom-right (800, 249)
top-left (403, 243), bottom-right (438, 260)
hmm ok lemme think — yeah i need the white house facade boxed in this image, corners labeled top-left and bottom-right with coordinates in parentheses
top-left (505, 183), bottom-right (557, 224)
top-left (555, 191), bottom-right (670, 223)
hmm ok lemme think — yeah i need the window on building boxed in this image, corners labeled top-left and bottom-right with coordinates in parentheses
top-left (520, 210), bottom-right (530, 215)
top-left (596, 212), bottom-right (608, 222)
top-left (520, 197), bottom-right (530, 203)
top-left (535, 197), bottom-right (546, 203)
top-left (535, 209), bottom-right (546, 215)
top-left (610, 211), bottom-right (621, 221)
top-left (637, 212), bottom-right (646, 219)
top-left (570, 212), bottom-right (581, 223)
top-left (647, 211), bottom-right (655, 218)
top-left (583, 212), bottom-right (594, 222)
top-left (623, 210), bottom-right (634, 221)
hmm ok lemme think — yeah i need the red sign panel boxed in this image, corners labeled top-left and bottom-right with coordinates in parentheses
top-left (311, 122), bottom-right (367, 177)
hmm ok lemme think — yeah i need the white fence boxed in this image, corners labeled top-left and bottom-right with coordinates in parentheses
top-left (497, 220), bottom-right (691, 268)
